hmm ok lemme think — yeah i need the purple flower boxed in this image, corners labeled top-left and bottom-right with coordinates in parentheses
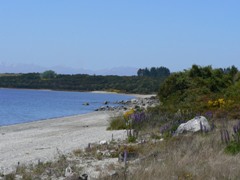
top-left (131, 112), bottom-right (146, 124)
top-left (205, 111), bottom-right (213, 119)
top-left (233, 121), bottom-right (240, 134)
top-left (159, 123), bottom-right (170, 134)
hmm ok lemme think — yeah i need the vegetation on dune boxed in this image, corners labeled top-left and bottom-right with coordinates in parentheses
top-left (104, 63), bottom-right (240, 179)
top-left (109, 64), bottom-right (240, 144)
top-left (158, 64), bottom-right (240, 118)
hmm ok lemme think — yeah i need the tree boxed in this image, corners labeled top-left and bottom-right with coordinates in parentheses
top-left (41, 70), bottom-right (57, 79)
top-left (137, 66), bottom-right (170, 78)
top-left (137, 69), bottom-right (144, 76)
top-left (150, 67), bottom-right (157, 77)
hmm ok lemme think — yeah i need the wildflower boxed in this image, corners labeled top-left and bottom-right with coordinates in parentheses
top-left (124, 109), bottom-right (135, 121)
top-left (131, 112), bottom-right (146, 124)
top-left (218, 98), bottom-right (225, 107)
top-left (208, 100), bottom-right (213, 107)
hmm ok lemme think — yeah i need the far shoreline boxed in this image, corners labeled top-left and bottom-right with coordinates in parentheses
top-left (90, 90), bottom-right (156, 99)
top-left (0, 87), bottom-right (155, 98)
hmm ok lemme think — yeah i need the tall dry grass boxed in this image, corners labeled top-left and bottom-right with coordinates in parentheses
top-left (101, 119), bottom-right (240, 180)
top-left (125, 126), bottom-right (240, 180)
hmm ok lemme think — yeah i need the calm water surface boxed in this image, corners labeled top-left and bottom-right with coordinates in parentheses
top-left (0, 88), bottom-right (134, 126)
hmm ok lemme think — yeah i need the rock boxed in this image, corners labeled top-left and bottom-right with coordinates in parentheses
top-left (104, 101), bottom-right (109, 105)
top-left (99, 140), bottom-right (107, 145)
top-left (109, 171), bottom-right (118, 178)
top-left (118, 152), bottom-right (124, 162)
top-left (131, 99), bottom-right (137, 103)
top-left (15, 175), bottom-right (23, 180)
top-left (79, 173), bottom-right (88, 180)
top-left (175, 116), bottom-right (211, 134)
top-left (65, 166), bottom-right (73, 177)
top-left (95, 96), bottom-right (159, 112)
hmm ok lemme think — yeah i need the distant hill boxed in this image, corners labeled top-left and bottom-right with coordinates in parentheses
top-left (0, 63), bottom-right (138, 76)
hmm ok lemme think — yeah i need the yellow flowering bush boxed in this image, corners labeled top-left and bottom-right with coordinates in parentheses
top-left (124, 109), bottom-right (135, 121)
top-left (208, 98), bottom-right (234, 108)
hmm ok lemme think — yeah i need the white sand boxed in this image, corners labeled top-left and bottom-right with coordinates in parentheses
top-left (91, 90), bottom-right (156, 99)
top-left (0, 92), bottom-right (156, 174)
top-left (0, 111), bottom-right (127, 174)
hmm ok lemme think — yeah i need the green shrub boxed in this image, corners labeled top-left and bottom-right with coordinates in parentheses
top-left (107, 116), bottom-right (126, 130)
top-left (128, 136), bottom-right (137, 143)
top-left (225, 141), bottom-right (240, 155)
top-left (158, 65), bottom-right (239, 117)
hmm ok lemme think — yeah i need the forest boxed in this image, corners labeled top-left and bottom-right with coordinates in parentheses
top-left (0, 67), bottom-right (170, 94)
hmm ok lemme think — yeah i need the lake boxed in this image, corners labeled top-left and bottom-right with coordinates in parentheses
top-left (0, 88), bottom-right (134, 126)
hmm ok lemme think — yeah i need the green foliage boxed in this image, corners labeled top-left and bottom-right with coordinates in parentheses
top-left (225, 141), bottom-right (240, 155)
top-left (128, 135), bottom-right (137, 143)
top-left (158, 64), bottom-right (239, 116)
top-left (0, 72), bottom-right (167, 94)
top-left (41, 70), bottom-right (57, 79)
top-left (224, 121), bottom-right (240, 155)
top-left (107, 116), bottom-right (126, 130)
top-left (137, 66), bottom-right (170, 77)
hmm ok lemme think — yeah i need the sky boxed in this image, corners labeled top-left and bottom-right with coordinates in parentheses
top-left (0, 1), bottom-right (239, 74)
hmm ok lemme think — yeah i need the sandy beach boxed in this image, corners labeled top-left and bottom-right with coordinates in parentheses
top-left (91, 91), bottom-right (156, 99)
top-left (0, 92), bottom-right (156, 174)
top-left (0, 111), bottom-right (127, 174)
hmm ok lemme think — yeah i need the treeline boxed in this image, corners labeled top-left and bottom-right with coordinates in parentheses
top-left (157, 64), bottom-right (240, 118)
top-left (137, 66), bottom-right (170, 77)
top-left (0, 72), bottom-right (168, 94)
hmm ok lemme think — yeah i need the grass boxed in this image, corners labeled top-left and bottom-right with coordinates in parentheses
top-left (128, 135), bottom-right (137, 143)
top-left (225, 141), bottom-right (240, 155)
top-left (2, 151), bottom-right (77, 179)
top-left (102, 119), bottom-right (240, 180)
top-left (3, 114), bottom-right (240, 179)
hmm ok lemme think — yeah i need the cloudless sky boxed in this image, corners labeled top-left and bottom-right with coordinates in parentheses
top-left (0, 1), bottom-right (239, 73)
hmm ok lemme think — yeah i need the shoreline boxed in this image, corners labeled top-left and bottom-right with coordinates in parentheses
top-left (0, 88), bottom-right (155, 127)
top-left (90, 90), bottom-right (156, 99)
top-left (1, 87), bottom-right (155, 98)
top-left (0, 87), bottom-right (155, 97)
top-left (0, 111), bottom-right (127, 174)
top-left (0, 90), bottom-right (157, 174)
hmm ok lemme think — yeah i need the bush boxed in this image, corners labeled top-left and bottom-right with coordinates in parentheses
top-left (225, 141), bottom-right (240, 155)
top-left (158, 65), bottom-right (239, 117)
top-left (107, 116), bottom-right (126, 130)
top-left (128, 136), bottom-right (137, 143)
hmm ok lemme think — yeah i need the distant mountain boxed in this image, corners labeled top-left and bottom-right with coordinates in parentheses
top-left (0, 63), bottom-right (46, 74)
top-left (93, 67), bottom-right (138, 76)
top-left (0, 63), bottom-right (138, 76)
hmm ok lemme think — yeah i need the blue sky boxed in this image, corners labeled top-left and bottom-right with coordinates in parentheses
top-left (0, 1), bottom-right (239, 74)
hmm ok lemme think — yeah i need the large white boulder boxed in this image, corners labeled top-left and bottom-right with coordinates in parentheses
top-left (175, 116), bottom-right (211, 134)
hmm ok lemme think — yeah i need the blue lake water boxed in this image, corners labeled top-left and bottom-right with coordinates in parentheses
top-left (0, 88), bottom-right (134, 126)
